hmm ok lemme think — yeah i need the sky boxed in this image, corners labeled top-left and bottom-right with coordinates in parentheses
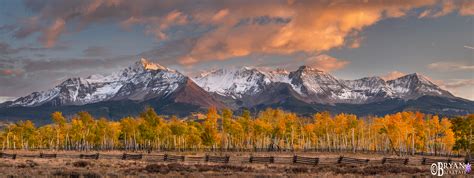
top-left (0, 0), bottom-right (473, 101)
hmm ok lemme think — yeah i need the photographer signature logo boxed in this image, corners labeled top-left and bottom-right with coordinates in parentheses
top-left (431, 162), bottom-right (471, 176)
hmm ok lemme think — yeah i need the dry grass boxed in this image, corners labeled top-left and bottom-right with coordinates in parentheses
top-left (0, 151), bottom-right (456, 177)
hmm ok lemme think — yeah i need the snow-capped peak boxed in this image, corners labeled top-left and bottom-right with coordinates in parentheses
top-left (139, 58), bottom-right (168, 70)
top-left (269, 68), bottom-right (289, 75)
top-left (193, 66), bottom-right (454, 104)
top-left (296, 65), bottom-right (324, 73)
top-left (192, 66), bottom-right (272, 98)
top-left (9, 58), bottom-right (186, 107)
top-left (9, 61), bottom-right (456, 108)
top-left (388, 73), bottom-right (437, 88)
top-left (393, 73), bottom-right (435, 85)
top-left (387, 73), bottom-right (453, 99)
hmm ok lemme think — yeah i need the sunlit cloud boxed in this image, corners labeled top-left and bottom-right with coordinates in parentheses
top-left (418, 0), bottom-right (473, 18)
top-left (304, 54), bottom-right (350, 72)
top-left (459, 1), bottom-right (474, 16)
top-left (381, 71), bottom-right (406, 81)
top-left (9, 0), bottom-right (472, 64)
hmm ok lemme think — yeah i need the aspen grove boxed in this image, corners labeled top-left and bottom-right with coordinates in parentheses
top-left (0, 107), bottom-right (472, 156)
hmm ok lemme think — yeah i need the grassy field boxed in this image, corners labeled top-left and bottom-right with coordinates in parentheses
top-left (0, 151), bottom-right (459, 177)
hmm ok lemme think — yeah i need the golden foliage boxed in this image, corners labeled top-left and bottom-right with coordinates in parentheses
top-left (0, 108), bottom-right (467, 155)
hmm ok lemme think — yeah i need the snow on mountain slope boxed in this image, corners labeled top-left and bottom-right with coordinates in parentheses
top-left (9, 58), bottom-right (186, 107)
top-left (0, 97), bottom-right (17, 104)
top-left (192, 67), bottom-right (272, 99)
top-left (194, 66), bottom-right (455, 104)
top-left (11, 88), bottom-right (61, 107)
top-left (340, 76), bottom-right (394, 102)
top-left (288, 66), bottom-right (345, 96)
top-left (9, 60), bottom-right (456, 108)
top-left (264, 68), bottom-right (291, 83)
top-left (387, 73), bottom-right (454, 99)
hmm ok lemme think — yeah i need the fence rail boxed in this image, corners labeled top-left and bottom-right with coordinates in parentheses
top-left (164, 154), bottom-right (185, 162)
top-left (205, 155), bottom-right (230, 163)
top-left (39, 153), bottom-right (57, 158)
top-left (293, 155), bottom-right (319, 165)
top-left (381, 157), bottom-right (409, 165)
top-left (249, 156), bottom-right (274, 164)
top-left (0, 152), bottom-right (467, 166)
top-left (0, 152), bottom-right (16, 159)
top-left (338, 156), bottom-right (369, 164)
top-left (122, 153), bottom-right (143, 160)
top-left (1, 148), bottom-right (465, 158)
top-left (79, 153), bottom-right (100, 159)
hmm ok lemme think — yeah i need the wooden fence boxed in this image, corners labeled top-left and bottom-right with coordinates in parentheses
top-left (0, 152), bottom-right (467, 166)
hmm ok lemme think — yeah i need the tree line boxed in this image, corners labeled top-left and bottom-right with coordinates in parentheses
top-left (0, 107), bottom-right (472, 157)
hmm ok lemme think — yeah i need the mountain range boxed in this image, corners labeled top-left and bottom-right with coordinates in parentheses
top-left (0, 58), bottom-right (472, 124)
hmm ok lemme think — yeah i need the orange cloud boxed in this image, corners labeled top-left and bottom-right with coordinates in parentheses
top-left (419, 0), bottom-right (473, 18)
top-left (17, 0), bottom-right (473, 52)
top-left (40, 18), bottom-right (65, 48)
top-left (179, 0), bottom-right (452, 65)
top-left (381, 71), bottom-right (406, 80)
top-left (304, 54), bottom-right (349, 72)
top-left (459, 1), bottom-right (474, 15)
top-left (211, 9), bottom-right (229, 22)
top-left (0, 69), bottom-right (23, 77)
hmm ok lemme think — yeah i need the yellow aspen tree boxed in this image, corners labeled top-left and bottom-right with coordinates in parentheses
top-left (202, 107), bottom-right (220, 148)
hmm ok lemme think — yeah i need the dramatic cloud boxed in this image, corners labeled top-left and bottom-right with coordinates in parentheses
top-left (10, 0), bottom-right (472, 64)
top-left (428, 61), bottom-right (474, 71)
top-left (419, 0), bottom-right (474, 18)
top-left (381, 71), bottom-right (406, 80)
top-left (304, 54), bottom-right (350, 72)
top-left (2, 0), bottom-right (472, 99)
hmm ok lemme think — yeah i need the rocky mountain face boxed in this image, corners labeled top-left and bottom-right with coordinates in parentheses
top-left (193, 65), bottom-right (455, 105)
top-left (0, 59), bottom-right (471, 123)
top-left (9, 58), bottom-right (186, 107)
top-left (387, 73), bottom-right (454, 99)
top-left (192, 67), bottom-right (272, 99)
top-left (3, 58), bottom-right (225, 119)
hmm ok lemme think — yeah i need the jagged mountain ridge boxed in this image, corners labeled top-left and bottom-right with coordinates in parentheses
top-left (193, 66), bottom-right (455, 104)
top-left (6, 58), bottom-right (224, 109)
top-left (0, 59), bottom-right (471, 123)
